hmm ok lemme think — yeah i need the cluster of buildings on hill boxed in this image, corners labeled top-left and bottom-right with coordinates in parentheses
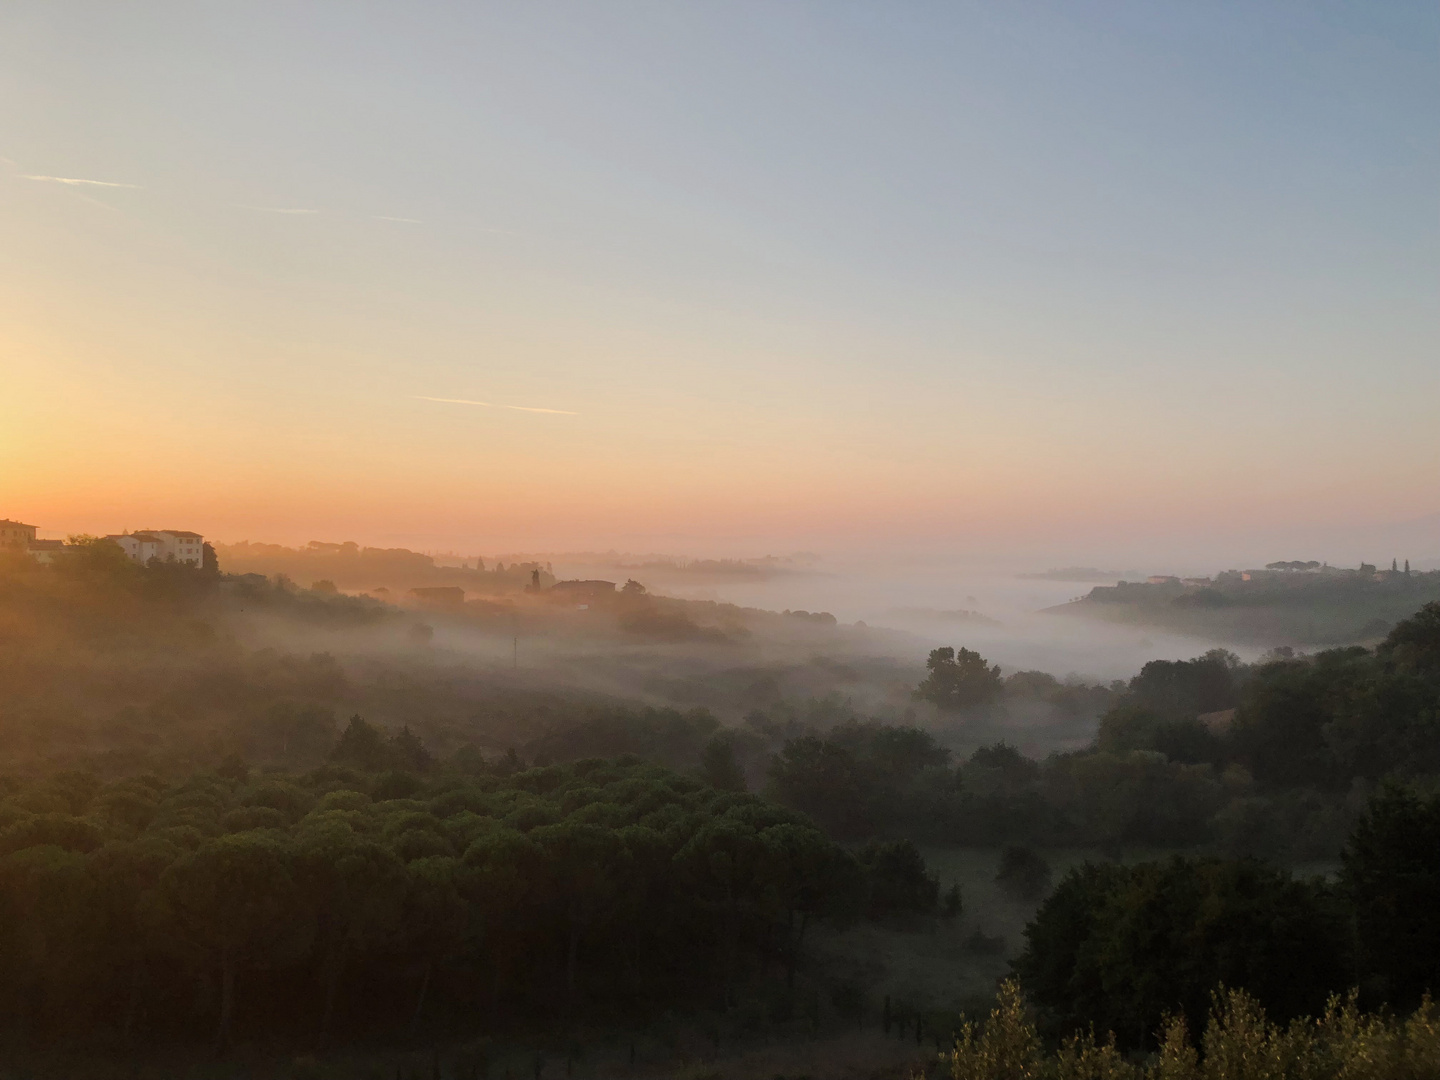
top-left (408, 578), bottom-right (619, 610)
top-left (0, 519), bottom-right (206, 566)
top-left (1141, 559), bottom-right (1420, 589)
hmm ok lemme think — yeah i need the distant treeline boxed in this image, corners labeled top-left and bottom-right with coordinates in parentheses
top-left (216, 540), bottom-right (552, 595)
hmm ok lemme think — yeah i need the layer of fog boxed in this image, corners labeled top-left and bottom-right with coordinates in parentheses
top-left (544, 553), bottom-right (1256, 682)
top-left (210, 545), bottom-right (1289, 764)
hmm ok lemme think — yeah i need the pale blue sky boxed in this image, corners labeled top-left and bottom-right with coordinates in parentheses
top-left (2, 2), bottom-right (1436, 553)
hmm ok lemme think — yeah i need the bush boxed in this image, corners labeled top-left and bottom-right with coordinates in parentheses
top-left (943, 979), bottom-right (1440, 1080)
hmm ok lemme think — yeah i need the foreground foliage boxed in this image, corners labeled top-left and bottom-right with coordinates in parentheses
top-left (1012, 787), bottom-right (1440, 1047)
top-left (944, 979), bottom-right (1440, 1080)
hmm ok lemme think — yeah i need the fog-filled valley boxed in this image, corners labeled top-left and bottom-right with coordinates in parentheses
top-left (2, 537), bottom-right (1437, 1077)
top-left (7, 1), bottom-right (1439, 1073)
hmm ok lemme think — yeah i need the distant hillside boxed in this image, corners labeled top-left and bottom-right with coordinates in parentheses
top-left (1017, 566), bottom-right (1142, 583)
top-left (1048, 564), bottom-right (1440, 646)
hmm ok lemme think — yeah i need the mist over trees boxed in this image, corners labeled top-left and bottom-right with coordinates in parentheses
top-left (2, 542), bottom-right (1438, 1070)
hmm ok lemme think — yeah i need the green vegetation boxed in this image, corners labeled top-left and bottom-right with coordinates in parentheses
top-left (1013, 787), bottom-right (1439, 1049)
top-left (944, 978), bottom-right (1438, 1080)
top-left (0, 753), bottom-right (951, 1052)
top-left (760, 606), bottom-right (1440, 864)
top-left (215, 540), bottom-right (553, 595)
top-left (915, 646), bottom-right (1004, 711)
top-left (1015, 857), bottom-right (1347, 1046)
top-left (4, 543), bottom-right (1438, 1074)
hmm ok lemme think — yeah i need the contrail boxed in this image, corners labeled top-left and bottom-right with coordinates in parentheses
top-left (414, 396), bottom-right (578, 415)
top-left (24, 175), bottom-right (141, 188)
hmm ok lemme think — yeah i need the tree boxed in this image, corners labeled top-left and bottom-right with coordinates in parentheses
top-left (969, 742), bottom-right (1039, 780)
top-left (1229, 651), bottom-right (1361, 789)
top-left (89, 838), bottom-right (178, 1042)
top-left (401, 856), bottom-right (470, 1032)
top-left (1125, 650), bottom-right (1241, 721)
top-left (55, 534), bottom-right (139, 583)
top-left (1095, 704), bottom-right (1165, 755)
top-left (675, 817), bottom-right (770, 988)
top-left (389, 725), bottom-right (434, 772)
top-left (0, 845), bottom-right (99, 1039)
top-left (331, 715), bottom-right (389, 771)
top-left (1380, 600), bottom-right (1440, 675)
top-left (700, 733), bottom-right (747, 792)
top-left (760, 823), bottom-right (860, 985)
top-left (914, 646), bottom-right (1002, 710)
top-left (531, 823), bottom-right (621, 999)
top-left (766, 736), bottom-right (873, 838)
top-left (462, 828), bottom-right (542, 1002)
top-left (1095, 705), bottom-right (1220, 764)
top-left (1340, 785), bottom-right (1440, 1009)
top-left (857, 839), bottom-right (939, 919)
top-left (1014, 857), bottom-right (1345, 1049)
top-left (294, 831), bottom-right (407, 1041)
top-left (162, 833), bottom-right (304, 1050)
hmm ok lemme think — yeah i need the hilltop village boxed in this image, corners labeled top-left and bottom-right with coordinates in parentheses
top-left (1057, 556), bottom-right (1440, 645)
top-left (0, 519), bottom-right (207, 566)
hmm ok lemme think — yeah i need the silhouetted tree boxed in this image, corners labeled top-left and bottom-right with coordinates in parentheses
top-left (700, 733), bottom-right (747, 791)
top-left (914, 647), bottom-right (1002, 710)
top-left (332, 715), bottom-right (389, 771)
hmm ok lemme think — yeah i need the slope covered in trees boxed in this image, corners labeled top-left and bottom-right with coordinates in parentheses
top-left (0, 753), bottom-right (944, 1053)
top-left (761, 606), bottom-right (1440, 860)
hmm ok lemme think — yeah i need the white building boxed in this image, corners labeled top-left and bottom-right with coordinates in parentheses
top-left (1, 519), bottom-right (38, 551)
top-left (107, 530), bottom-right (205, 566)
top-left (27, 539), bottom-right (66, 564)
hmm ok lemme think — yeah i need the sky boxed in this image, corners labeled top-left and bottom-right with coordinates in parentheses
top-left (2, 2), bottom-right (1436, 563)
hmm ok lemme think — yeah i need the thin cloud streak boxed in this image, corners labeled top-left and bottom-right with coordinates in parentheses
top-left (240, 206), bottom-right (320, 214)
top-left (414, 396), bottom-right (578, 415)
top-left (374, 215), bottom-right (422, 223)
top-left (24, 175), bottom-right (141, 188)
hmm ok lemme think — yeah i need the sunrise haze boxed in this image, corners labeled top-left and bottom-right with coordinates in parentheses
top-left (3, 2), bottom-right (1436, 558)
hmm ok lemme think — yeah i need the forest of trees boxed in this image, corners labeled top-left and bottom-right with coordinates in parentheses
top-left (0, 746), bottom-right (948, 1053)
top-left (1010, 784), bottom-right (1440, 1051)
top-left (758, 607), bottom-right (1440, 861)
